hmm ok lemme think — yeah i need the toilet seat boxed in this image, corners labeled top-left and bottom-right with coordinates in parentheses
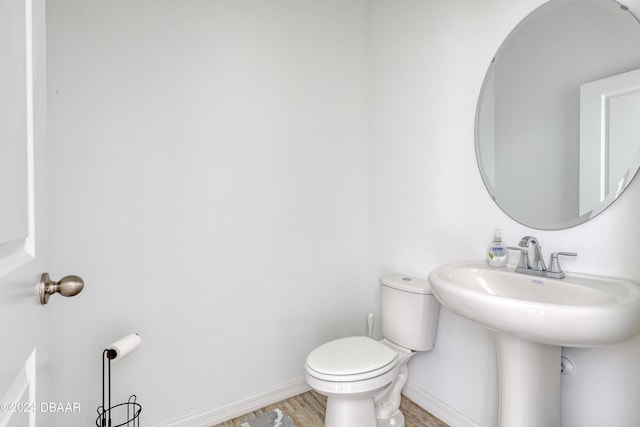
top-left (305, 336), bottom-right (398, 382)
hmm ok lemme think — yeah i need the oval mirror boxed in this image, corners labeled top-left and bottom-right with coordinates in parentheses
top-left (475, 0), bottom-right (640, 229)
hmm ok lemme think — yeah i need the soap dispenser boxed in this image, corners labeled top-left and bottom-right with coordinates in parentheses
top-left (487, 229), bottom-right (508, 267)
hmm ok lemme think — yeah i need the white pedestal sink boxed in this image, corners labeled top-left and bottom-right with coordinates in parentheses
top-left (428, 261), bottom-right (640, 427)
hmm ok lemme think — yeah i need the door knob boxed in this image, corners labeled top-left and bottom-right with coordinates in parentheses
top-left (39, 273), bottom-right (84, 305)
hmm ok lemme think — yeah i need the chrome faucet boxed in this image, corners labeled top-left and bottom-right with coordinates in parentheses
top-left (508, 236), bottom-right (577, 279)
top-left (519, 236), bottom-right (546, 272)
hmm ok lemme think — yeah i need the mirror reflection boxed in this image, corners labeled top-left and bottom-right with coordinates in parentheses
top-left (476, 0), bottom-right (640, 229)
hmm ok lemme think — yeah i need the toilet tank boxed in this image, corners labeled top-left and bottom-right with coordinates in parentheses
top-left (380, 274), bottom-right (440, 351)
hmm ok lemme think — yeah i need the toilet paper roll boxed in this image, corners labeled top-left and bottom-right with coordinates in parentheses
top-left (106, 333), bottom-right (141, 361)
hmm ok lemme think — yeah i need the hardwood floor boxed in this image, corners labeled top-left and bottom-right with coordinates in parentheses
top-left (213, 390), bottom-right (449, 427)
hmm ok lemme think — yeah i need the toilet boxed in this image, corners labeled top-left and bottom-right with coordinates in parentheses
top-left (305, 274), bottom-right (440, 427)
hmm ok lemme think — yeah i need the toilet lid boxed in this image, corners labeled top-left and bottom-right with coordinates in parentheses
top-left (305, 336), bottom-right (398, 382)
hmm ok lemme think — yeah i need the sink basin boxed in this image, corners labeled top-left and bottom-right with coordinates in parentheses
top-left (428, 261), bottom-right (640, 347)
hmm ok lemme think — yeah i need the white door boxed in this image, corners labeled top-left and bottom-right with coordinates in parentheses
top-left (580, 68), bottom-right (640, 216)
top-left (0, 0), bottom-right (49, 425)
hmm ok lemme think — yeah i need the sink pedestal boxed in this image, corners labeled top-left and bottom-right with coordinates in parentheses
top-left (495, 333), bottom-right (561, 427)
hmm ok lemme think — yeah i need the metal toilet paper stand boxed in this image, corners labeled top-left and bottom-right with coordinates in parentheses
top-left (96, 347), bottom-right (142, 427)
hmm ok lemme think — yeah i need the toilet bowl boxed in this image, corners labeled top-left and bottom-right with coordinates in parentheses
top-left (306, 336), bottom-right (414, 427)
top-left (305, 274), bottom-right (440, 427)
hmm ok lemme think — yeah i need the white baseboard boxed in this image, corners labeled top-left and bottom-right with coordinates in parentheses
top-left (156, 377), bottom-right (479, 427)
top-left (157, 378), bottom-right (310, 427)
top-left (403, 382), bottom-right (482, 427)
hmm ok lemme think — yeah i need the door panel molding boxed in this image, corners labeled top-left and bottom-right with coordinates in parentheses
top-left (0, 0), bottom-right (36, 277)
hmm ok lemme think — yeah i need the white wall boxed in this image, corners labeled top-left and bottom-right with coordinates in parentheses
top-left (46, 0), bottom-right (640, 426)
top-left (46, 1), bottom-right (370, 425)
top-left (370, 0), bottom-right (640, 426)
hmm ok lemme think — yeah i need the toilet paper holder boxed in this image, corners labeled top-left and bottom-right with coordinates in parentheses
top-left (97, 335), bottom-right (142, 427)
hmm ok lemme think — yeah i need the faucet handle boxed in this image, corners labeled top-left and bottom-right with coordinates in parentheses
top-left (548, 252), bottom-right (577, 277)
top-left (507, 246), bottom-right (530, 269)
